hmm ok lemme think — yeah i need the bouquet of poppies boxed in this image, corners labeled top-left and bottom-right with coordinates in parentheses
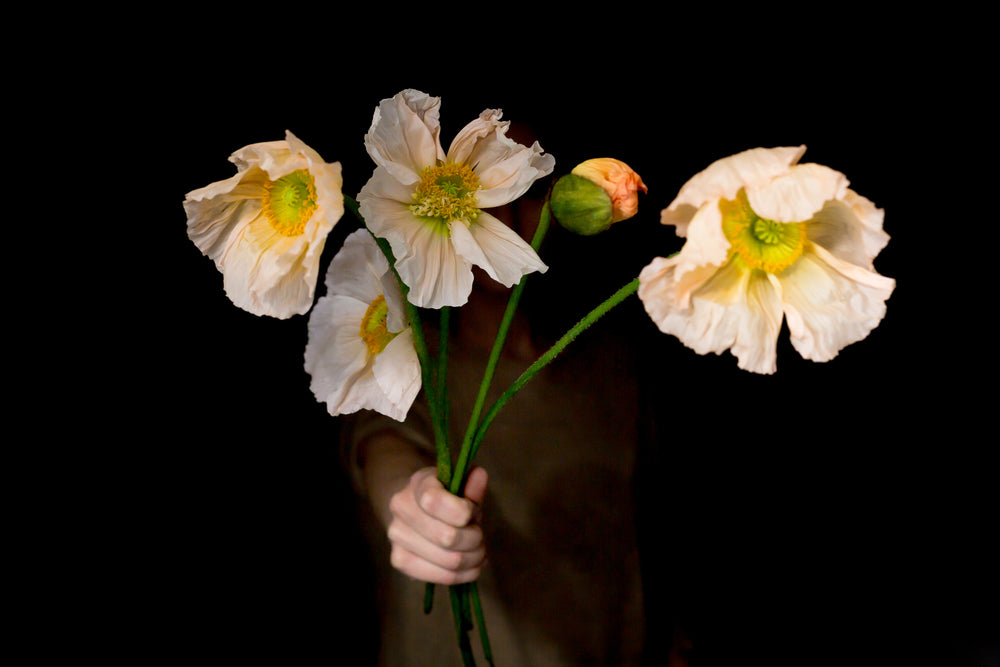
top-left (183, 88), bottom-right (895, 665)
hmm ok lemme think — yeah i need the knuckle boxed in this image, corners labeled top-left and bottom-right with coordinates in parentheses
top-left (386, 519), bottom-right (403, 545)
top-left (418, 489), bottom-right (442, 516)
top-left (440, 569), bottom-right (463, 586)
top-left (442, 549), bottom-right (465, 572)
top-left (388, 491), bottom-right (406, 517)
top-left (389, 546), bottom-right (410, 574)
top-left (438, 524), bottom-right (460, 550)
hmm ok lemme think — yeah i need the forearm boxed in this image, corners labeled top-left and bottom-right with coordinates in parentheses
top-left (359, 430), bottom-right (434, 527)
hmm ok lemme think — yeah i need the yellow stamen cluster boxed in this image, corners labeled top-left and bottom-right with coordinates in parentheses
top-left (261, 169), bottom-right (317, 236)
top-left (410, 162), bottom-right (481, 229)
top-left (721, 188), bottom-right (806, 274)
top-left (360, 295), bottom-right (398, 356)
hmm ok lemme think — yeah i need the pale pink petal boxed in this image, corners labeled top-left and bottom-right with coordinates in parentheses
top-left (324, 228), bottom-right (390, 306)
top-left (781, 245), bottom-right (895, 363)
top-left (361, 197), bottom-right (473, 308)
top-left (304, 295), bottom-right (373, 414)
top-left (373, 328), bottom-right (422, 420)
top-left (446, 107), bottom-right (507, 166)
top-left (662, 146), bottom-right (806, 236)
top-left (445, 111), bottom-right (554, 208)
top-left (640, 256), bottom-right (783, 374)
top-left (183, 170), bottom-right (263, 266)
top-left (746, 163), bottom-right (849, 223)
top-left (360, 175), bottom-right (473, 308)
top-left (450, 212), bottom-right (548, 288)
top-left (670, 202), bottom-right (731, 289)
top-left (364, 89), bottom-right (445, 186)
top-left (805, 195), bottom-right (890, 271)
top-left (359, 165), bottom-right (421, 206)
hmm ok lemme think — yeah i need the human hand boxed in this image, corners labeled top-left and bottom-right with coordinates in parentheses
top-left (386, 466), bottom-right (488, 585)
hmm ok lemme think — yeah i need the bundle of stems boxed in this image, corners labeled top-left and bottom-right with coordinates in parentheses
top-left (348, 196), bottom-right (639, 666)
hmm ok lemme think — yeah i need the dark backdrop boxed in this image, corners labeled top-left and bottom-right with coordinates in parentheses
top-left (83, 17), bottom-right (994, 667)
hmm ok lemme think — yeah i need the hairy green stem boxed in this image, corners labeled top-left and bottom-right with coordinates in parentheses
top-left (469, 583), bottom-right (494, 666)
top-left (344, 196), bottom-right (455, 618)
top-left (344, 196), bottom-right (451, 480)
top-left (467, 277), bottom-right (640, 467)
top-left (449, 203), bottom-right (552, 495)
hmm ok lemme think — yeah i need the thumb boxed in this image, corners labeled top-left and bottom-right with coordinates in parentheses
top-left (462, 466), bottom-right (488, 507)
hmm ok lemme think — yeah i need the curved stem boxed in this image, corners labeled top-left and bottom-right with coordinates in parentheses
top-left (449, 203), bottom-right (551, 495)
top-left (468, 277), bottom-right (640, 466)
top-left (345, 195), bottom-right (451, 482)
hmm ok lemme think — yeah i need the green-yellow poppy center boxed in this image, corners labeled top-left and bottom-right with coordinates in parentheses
top-left (720, 188), bottom-right (806, 274)
top-left (360, 295), bottom-right (398, 356)
top-left (262, 169), bottom-right (317, 236)
top-left (409, 162), bottom-right (481, 232)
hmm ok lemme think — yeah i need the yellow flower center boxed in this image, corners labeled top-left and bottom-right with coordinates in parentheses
top-left (360, 295), bottom-right (398, 356)
top-left (720, 188), bottom-right (806, 274)
top-left (261, 169), bottom-right (317, 236)
top-left (409, 162), bottom-right (481, 232)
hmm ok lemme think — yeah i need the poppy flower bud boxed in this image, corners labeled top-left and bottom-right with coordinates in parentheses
top-left (572, 158), bottom-right (647, 224)
top-left (550, 158), bottom-right (647, 235)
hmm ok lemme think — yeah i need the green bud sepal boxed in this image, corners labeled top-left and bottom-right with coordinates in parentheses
top-left (549, 173), bottom-right (614, 236)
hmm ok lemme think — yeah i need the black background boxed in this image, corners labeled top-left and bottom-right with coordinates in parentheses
top-left (51, 13), bottom-right (995, 666)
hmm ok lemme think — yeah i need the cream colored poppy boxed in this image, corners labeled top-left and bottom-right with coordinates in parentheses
top-left (358, 89), bottom-right (553, 309)
top-left (184, 131), bottom-right (343, 318)
top-left (638, 146), bottom-right (895, 374)
top-left (304, 229), bottom-right (421, 421)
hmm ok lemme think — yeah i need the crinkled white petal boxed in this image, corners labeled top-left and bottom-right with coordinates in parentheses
top-left (229, 139), bottom-right (291, 175)
top-left (380, 269), bottom-right (407, 334)
top-left (305, 232), bottom-right (421, 421)
top-left (359, 165), bottom-right (420, 207)
top-left (781, 245), bottom-right (895, 363)
top-left (325, 228), bottom-right (392, 305)
top-left (364, 89), bottom-right (444, 186)
top-left (731, 272), bottom-right (784, 375)
top-left (746, 163), bottom-right (849, 223)
top-left (639, 255), bottom-right (725, 335)
top-left (183, 130), bottom-right (343, 319)
top-left (807, 191), bottom-right (890, 270)
top-left (644, 145), bottom-right (895, 374)
top-left (373, 328), bottom-right (421, 419)
top-left (639, 255), bottom-right (783, 374)
top-left (305, 295), bottom-right (374, 413)
top-left (358, 90), bottom-right (556, 308)
top-left (662, 146), bottom-right (806, 236)
top-left (444, 109), bottom-right (555, 209)
top-left (450, 212), bottom-right (548, 288)
top-left (807, 190), bottom-right (889, 269)
top-left (668, 200), bottom-right (731, 293)
top-left (359, 194), bottom-right (473, 309)
top-left (447, 107), bottom-right (509, 166)
top-left (184, 170), bottom-right (264, 265)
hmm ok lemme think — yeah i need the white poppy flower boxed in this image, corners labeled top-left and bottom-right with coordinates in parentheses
top-left (184, 130), bottom-right (343, 318)
top-left (358, 89), bottom-right (554, 309)
top-left (304, 229), bottom-right (421, 421)
top-left (638, 146), bottom-right (895, 374)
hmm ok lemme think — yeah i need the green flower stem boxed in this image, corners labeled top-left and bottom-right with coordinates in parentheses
top-left (344, 196), bottom-right (452, 481)
top-left (423, 306), bottom-right (452, 617)
top-left (464, 277), bottom-right (640, 473)
top-left (345, 196), bottom-right (456, 618)
top-left (450, 585), bottom-right (476, 667)
top-left (437, 305), bottom-right (452, 473)
top-left (469, 582), bottom-right (494, 666)
top-left (449, 202), bottom-right (552, 496)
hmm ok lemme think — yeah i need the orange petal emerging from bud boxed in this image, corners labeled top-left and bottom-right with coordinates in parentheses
top-left (571, 158), bottom-right (648, 223)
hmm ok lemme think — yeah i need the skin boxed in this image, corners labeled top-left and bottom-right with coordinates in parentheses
top-left (361, 430), bottom-right (489, 585)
